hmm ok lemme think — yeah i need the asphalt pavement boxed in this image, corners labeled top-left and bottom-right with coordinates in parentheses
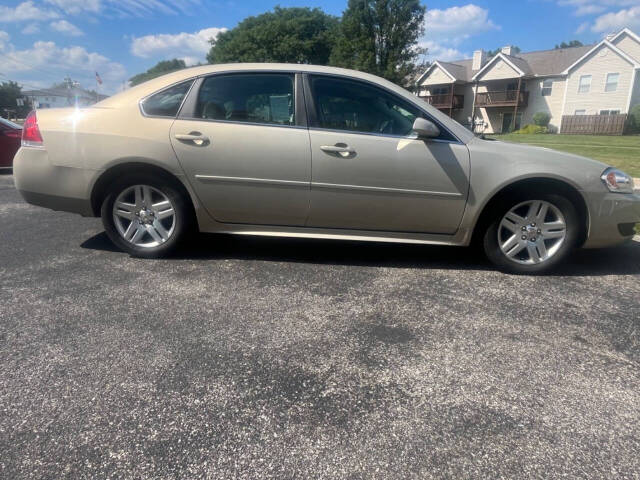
top-left (1, 171), bottom-right (640, 479)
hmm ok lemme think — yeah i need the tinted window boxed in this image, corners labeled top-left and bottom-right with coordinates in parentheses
top-left (141, 81), bottom-right (193, 117)
top-left (196, 74), bottom-right (295, 126)
top-left (310, 76), bottom-right (450, 139)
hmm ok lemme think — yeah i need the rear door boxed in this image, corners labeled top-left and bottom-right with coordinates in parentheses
top-left (304, 75), bottom-right (470, 234)
top-left (170, 72), bottom-right (311, 226)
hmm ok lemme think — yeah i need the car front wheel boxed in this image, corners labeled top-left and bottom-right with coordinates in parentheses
top-left (483, 194), bottom-right (579, 274)
top-left (101, 176), bottom-right (192, 258)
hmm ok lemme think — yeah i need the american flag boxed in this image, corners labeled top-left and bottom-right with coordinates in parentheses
top-left (95, 72), bottom-right (103, 85)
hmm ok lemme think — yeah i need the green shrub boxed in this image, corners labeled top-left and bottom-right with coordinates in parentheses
top-left (532, 111), bottom-right (551, 127)
top-left (514, 124), bottom-right (547, 134)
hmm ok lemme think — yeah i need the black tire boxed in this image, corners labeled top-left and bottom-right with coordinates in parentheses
top-left (483, 193), bottom-right (579, 274)
top-left (100, 174), bottom-right (194, 258)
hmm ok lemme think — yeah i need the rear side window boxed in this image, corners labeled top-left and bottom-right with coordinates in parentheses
top-left (195, 73), bottom-right (295, 126)
top-left (141, 81), bottom-right (193, 117)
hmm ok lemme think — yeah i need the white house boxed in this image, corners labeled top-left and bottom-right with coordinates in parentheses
top-left (22, 87), bottom-right (108, 110)
top-left (416, 27), bottom-right (640, 134)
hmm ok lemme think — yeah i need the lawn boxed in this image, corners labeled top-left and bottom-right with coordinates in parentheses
top-left (487, 134), bottom-right (640, 178)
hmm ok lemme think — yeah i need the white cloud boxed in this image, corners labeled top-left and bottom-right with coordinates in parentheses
top-left (130, 27), bottom-right (227, 61)
top-left (50, 20), bottom-right (84, 37)
top-left (424, 4), bottom-right (499, 45)
top-left (421, 41), bottom-right (466, 62)
top-left (574, 4), bottom-right (606, 16)
top-left (591, 6), bottom-right (640, 32)
top-left (44, 0), bottom-right (200, 17)
top-left (0, 40), bottom-right (126, 94)
top-left (21, 23), bottom-right (39, 35)
top-left (44, 0), bottom-right (101, 14)
top-left (576, 21), bottom-right (590, 33)
top-left (0, 30), bottom-right (9, 50)
top-left (419, 4), bottom-right (498, 63)
top-left (0, 1), bottom-right (59, 22)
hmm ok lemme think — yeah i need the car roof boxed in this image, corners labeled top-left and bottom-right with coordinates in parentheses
top-left (97, 63), bottom-right (474, 144)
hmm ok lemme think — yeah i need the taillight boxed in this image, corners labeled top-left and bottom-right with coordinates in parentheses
top-left (22, 110), bottom-right (43, 147)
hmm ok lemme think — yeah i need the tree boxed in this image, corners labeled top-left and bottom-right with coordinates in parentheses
top-left (129, 59), bottom-right (187, 86)
top-left (207, 7), bottom-right (338, 65)
top-left (487, 46), bottom-right (521, 57)
top-left (0, 81), bottom-right (27, 118)
top-left (330, 0), bottom-right (426, 87)
top-left (555, 40), bottom-right (583, 49)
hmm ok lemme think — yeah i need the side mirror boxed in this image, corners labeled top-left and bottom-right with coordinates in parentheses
top-left (412, 117), bottom-right (440, 139)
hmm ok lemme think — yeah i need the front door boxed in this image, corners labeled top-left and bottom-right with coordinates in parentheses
top-left (170, 72), bottom-right (310, 226)
top-left (305, 75), bottom-right (470, 234)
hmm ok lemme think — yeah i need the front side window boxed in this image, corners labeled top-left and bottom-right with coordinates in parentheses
top-left (578, 75), bottom-right (591, 94)
top-left (141, 81), bottom-right (193, 117)
top-left (196, 73), bottom-right (295, 126)
top-left (310, 75), bottom-right (452, 139)
top-left (599, 109), bottom-right (620, 115)
top-left (574, 109), bottom-right (586, 115)
top-left (541, 79), bottom-right (553, 96)
top-left (605, 73), bottom-right (619, 92)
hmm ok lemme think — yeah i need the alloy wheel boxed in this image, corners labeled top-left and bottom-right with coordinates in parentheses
top-left (497, 199), bottom-right (567, 265)
top-left (112, 185), bottom-right (176, 248)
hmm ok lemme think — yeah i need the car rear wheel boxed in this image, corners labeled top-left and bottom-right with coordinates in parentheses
top-left (483, 194), bottom-right (579, 274)
top-left (101, 176), bottom-right (193, 258)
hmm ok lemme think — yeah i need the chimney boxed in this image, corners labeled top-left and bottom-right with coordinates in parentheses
top-left (472, 49), bottom-right (487, 71)
top-left (501, 45), bottom-right (513, 56)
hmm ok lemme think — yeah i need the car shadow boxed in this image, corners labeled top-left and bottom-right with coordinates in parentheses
top-left (81, 231), bottom-right (640, 276)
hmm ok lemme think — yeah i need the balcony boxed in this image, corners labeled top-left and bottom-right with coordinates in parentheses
top-left (475, 90), bottom-right (529, 108)
top-left (420, 93), bottom-right (464, 110)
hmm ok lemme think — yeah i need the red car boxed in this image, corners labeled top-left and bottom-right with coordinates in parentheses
top-left (0, 117), bottom-right (22, 168)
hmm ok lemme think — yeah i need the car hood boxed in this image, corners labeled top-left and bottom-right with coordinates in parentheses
top-left (467, 137), bottom-right (610, 191)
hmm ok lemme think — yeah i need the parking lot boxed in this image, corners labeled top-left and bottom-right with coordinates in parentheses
top-left (1, 171), bottom-right (640, 479)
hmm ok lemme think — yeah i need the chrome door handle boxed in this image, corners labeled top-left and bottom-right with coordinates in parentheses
top-left (320, 144), bottom-right (356, 158)
top-left (174, 132), bottom-right (210, 146)
top-left (320, 145), bottom-right (355, 154)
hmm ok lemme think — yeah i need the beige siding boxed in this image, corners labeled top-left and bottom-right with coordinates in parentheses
top-left (420, 66), bottom-right (453, 86)
top-left (563, 44), bottom-right (635, 116)
top-left (451, 83), bottom-right (475, 128)
top-left (522, 77), bottom-right (566, 130)
top-left (612, 33), bottom-right (640, 63)
top-left (477, 58), bottom-right (520, 81)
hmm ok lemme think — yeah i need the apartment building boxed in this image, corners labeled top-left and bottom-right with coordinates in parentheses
top-left (416, 28), bottom-right (640, 133)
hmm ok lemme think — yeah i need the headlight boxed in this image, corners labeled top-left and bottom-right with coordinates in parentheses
top-left (601, 167), bottom-right (634, 194)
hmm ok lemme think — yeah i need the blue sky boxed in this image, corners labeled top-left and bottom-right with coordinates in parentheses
top-left (0, 0), bottom-right (638, 94)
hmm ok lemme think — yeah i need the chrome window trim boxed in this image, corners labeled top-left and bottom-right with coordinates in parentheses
top-left (139, 79), bottom-right (196, 119)
top-left (307, 126), bottom-right (461, 144)
top-left (175, 117), bottom-right (308, 131)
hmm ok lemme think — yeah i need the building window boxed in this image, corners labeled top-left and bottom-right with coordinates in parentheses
top-left (578, 75), bottom-right (591, 94)
top-left (599, 109), bottom-right (620, 115)
top-left (605, 73), bottom-right (619, 92)
top-left (574, 109), bottom-right (586, 115)
top-left (541, 79), bottom-right (553, 96)
top-left (432, 86), bottom-right (450, 96)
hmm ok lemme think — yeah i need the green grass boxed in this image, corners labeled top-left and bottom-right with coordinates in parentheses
top-left (487, 134), bottom-right (640, 178)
